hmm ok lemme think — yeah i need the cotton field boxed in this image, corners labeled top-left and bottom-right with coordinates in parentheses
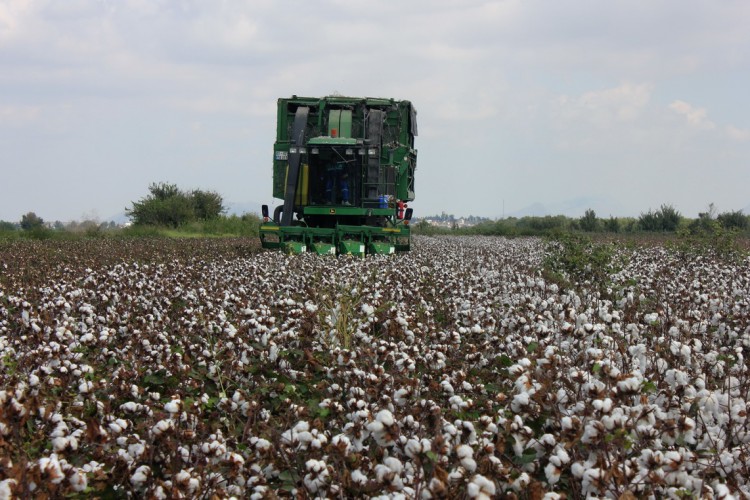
top-left (1, 236), bottom-right (749, 498)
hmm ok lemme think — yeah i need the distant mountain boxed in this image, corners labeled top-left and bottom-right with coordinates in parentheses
top-left (507, 197), bottom-right (628, 218)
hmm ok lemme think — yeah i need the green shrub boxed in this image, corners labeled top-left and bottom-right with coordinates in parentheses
top-left (579, 209), bottom-right (599, 232)
top-left (638, 204), bottom-right (681, 232)
top-left (543, 232), bottom-right (621, 297)
top-left (717, 210), bottom-right (748, 230)
top-left (671, 220), bottom-right (745, 262)
top-left (126, 182), bottom-right (226, 227)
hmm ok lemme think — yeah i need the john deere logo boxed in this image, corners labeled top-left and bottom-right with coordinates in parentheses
top-left (329, 208), bottom-right (336, 214)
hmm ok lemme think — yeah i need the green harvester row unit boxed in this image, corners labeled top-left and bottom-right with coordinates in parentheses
top-left (260, 96), bottom-right (417, 255)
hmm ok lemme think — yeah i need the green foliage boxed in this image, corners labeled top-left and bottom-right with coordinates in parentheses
top-left (183, 214), bottom-right (260, 236)
top-left (0, 221), bottom-right (17, 233)
top-left (671, 219), bottom-right (745, 262)
top-left (516, 215), bottom-right (570, 234)
top-left (717, 210), bottom-right (748, 230)
top-left (579, 209), bottom-right (599, 232)
top-left (604, 216), bottom-right (621, 233)
top-left (191, 189), bottom-right (226, 220)
top-left (126, 182), bottom-right (226, 227)
top-left (543, 232), bottom-right (621, 297)
top-left (639, 204), bottom-right (681, 232)
top-left (20, 212), bottom-right (44, 231)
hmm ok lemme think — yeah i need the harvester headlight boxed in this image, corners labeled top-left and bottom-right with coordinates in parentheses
top-left (311, 147), bottom-right (319, 154)
top-left (345, 148), bottom-right (354, 155)
top-left (368, 148), bottom-right (378, 157)
top-left (358, 148), bottom-right (365, 155)
top-left (289, 147), bottom-right (298, 154)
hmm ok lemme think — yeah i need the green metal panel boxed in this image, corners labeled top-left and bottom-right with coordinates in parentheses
top-left (339, 239), bottom-right (366, 257)
top-left (339, 110), bottom-right (352, 138)
top-left (369, 241), bottom-right (395, 255)
top-left (311, 242), bottom-right (336, 255)
top-left (283, 241), bottom-right (307, 254)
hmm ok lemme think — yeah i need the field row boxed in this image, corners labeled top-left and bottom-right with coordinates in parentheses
top-left (1, 236), bottom-right (749, 498)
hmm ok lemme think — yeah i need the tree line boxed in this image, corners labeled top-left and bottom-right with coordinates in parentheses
top-left (0, 182), bottom-right (259, 238)
top-left (414, 204), bottom-right (749, 236)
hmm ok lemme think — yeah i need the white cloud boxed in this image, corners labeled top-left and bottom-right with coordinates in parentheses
top-left (726, 125), bottom-right (750, 142)
top-left (669, 100), bottom-right (716, 130)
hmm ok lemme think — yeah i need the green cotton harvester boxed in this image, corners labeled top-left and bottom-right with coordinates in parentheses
top-left (260, 96), bottom-right (417, 256)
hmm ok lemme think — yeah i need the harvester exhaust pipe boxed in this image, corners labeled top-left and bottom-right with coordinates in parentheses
top-left (281, 106), bottom-right (309, 226)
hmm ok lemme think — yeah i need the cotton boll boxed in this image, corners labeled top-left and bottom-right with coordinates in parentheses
top-left (456, 444), bottom-right (477, 472)
top-left (467, 474), bottom-right (495, 499)
top-left (130, 465), bottom-right (151, 488)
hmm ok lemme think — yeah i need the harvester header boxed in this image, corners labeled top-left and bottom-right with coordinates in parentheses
top-left (260, 96), bottom-right (417, 256)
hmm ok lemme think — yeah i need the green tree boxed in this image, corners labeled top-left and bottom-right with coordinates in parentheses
top-left (604, 216), bottom-right (620, 233)
top-left (657, 204), bottom-right (681, 231)
top-left (127, 182), bottom-right (221, 228)
top-left (0, 220), bottom-right (17, 231)
top-left (191, 189), bottom-right (225, 220)
top-left (579, 209), bottom-right (598, 232)
top-left (20, 212), bottom-right (44, 230)
top-left (717, 210), bottom-right (748, 230)
top-left (639, 204), bottom-right (681, 232)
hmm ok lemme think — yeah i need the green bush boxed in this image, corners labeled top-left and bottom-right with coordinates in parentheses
top-left (717, 210), bottom-right (748, 230)
top-left (543, 232), bottom-right (621, 297)
top-left (579, 209), bottom-right (599, 232)
top-left (672, 220), bottom-right (745, 262)
top-left (20, 212), bottom-right (45, 231)
top-left (126, 182), bottom-right (226, 228)
top-left (604, 216), bottom-right (621, 233)
top-left (638, 204), bottom-right (681, 232)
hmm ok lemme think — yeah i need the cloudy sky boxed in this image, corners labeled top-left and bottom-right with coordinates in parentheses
top-left (1, 0), bottom-right (748, 222)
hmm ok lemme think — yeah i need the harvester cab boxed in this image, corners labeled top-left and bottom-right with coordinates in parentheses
top-left (260, 96), bottom-right (417, 256)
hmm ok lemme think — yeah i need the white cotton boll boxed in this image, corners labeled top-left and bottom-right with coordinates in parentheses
top-left (712, 482), bottom-right (735, 499)
top-left (29, 374), bottom-right (40, 387)
top-left (467, 474), bottom-right (495, 499)
top-left (367, 420), bottom-right (384, 434)
top-left (571, 462), bottom-right (585, 478)
top-left (109, 419), bottom-right (128, 433)
top-left (164, 399), bottom-right (181, 414)
top-left (441, 380), bottom-right (455, 394)
top-left (512, 472), bottom-right (530, 491)
top-left (545, 462), bottom-right (562, 485)
top-left (121, 402), bottom-right (138, 413)
top-left (130, 465), bottom-right (151, 488)
top-left (151, 419), bottom-right (173, 436)
top-left (376, 409), bottom-right (394, 426)
top-left (457, 444), bottom-right (477, 472)
top-left (38, 455), bottom-right (65, 484)
top-left (78, 380), bottom-right (93, 393)
top-left (52, 437), bottom-right (69, 452)
top-left (351, 469), bottom-right (368, 485)
top-left (384, 457), bottom-right (403, 475)
top-left (405, 438), bottom-right (423, 458)
top-left (68, 469), bottom-right (88, 492)
top-left (511, 392), bottom-right (530, 412)
top-left (303, 459), bottom-right (329, 493)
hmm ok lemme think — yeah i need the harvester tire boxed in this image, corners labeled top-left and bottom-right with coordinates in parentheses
top-left (273, 205), bottom-right (283, 224)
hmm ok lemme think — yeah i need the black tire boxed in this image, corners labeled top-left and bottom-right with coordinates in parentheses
top-left (273, 205), bottom-right (283, 224)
